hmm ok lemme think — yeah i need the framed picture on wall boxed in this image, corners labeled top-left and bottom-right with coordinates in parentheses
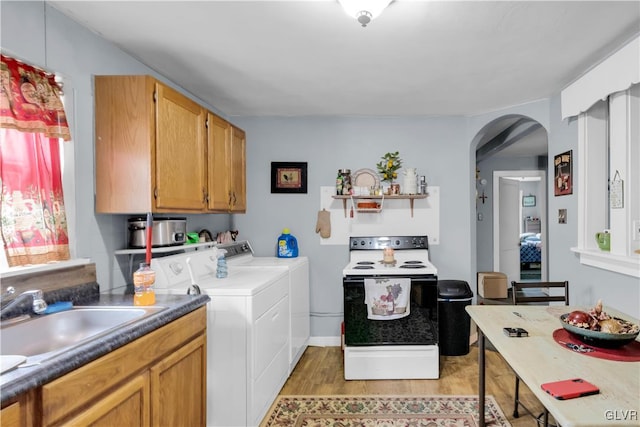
top-left (271, 162), bottom-right (308, 193)
top-left (554, 150), bottom-right (573, 196)
top-left (522, 195), bottom-right (536, 207)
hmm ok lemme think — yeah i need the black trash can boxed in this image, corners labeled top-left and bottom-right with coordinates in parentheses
top-left (438, 280), bottom-right (474, 356)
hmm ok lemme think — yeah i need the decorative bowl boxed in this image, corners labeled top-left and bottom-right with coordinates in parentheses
top-left (560, 314), bottom-right (639, 348)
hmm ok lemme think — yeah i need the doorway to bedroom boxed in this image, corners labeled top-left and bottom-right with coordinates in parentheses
top-left (519, 177), bottom-right (543, 280)
top-left (493, 171), bottom-right (546, 283)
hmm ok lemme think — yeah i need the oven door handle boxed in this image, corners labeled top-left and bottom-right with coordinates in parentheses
top-left (343, 276), bottom-right (365, 285)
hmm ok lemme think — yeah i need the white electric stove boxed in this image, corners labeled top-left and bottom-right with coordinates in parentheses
top-left (342, 235), bottom-right (440, 380)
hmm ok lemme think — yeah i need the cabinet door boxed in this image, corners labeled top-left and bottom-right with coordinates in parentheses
top-left (155, 83), bottom-right (207, 211)
top-left (1, 391), bottom-right (35, 427)
top-left (95, 75), bottom-right (155, 213)
top-left (150, 334), bottom-right (207, 427)
top-left (1, 402), bottom-right (21, 427)
top-left (230, 125), bottom-right (247, 213)
top-left (58, 373), bottom-right (150, 427)
top-left (207, 112), bottom-right (232, 211)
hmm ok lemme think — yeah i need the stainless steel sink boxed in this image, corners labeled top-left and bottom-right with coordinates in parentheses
top-left (0, 306), bottom-right (166, 367)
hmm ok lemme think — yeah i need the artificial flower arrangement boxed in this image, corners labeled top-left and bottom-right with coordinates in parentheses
top-left (376, 151), bottom-right (402, 183)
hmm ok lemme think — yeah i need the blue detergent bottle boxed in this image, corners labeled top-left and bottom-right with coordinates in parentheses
top-left (277, 228), bottom-right (298, 258)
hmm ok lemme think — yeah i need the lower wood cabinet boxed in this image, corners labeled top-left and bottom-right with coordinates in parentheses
top-left (0, 392), bottom-right (34, 427)
top-left (0, 401), bottom-right (22, 427)
top-left (60, 373), bottom-right (150, 427)
top-left (1, 307), bottom-right (206, 427)
top-left (151, 336), bottom-right (207, 426)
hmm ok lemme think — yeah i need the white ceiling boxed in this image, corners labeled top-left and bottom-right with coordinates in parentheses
top-left (48, 0), bottom-right (639, 156)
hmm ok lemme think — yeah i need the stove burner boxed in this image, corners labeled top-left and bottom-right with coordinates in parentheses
top-left (356, 261), bottom-right (375, 265)
top-left (400, 264), bottom-right (427, 269)
top-left (354, 265), bottom-right (375, 269)
top-left (404, 260), bottom-right (424, 264)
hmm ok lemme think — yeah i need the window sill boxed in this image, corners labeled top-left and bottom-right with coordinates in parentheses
top-left (0, 258), bottom-right (91, 279)
top-left (570, 248), bottom-right (640, 278)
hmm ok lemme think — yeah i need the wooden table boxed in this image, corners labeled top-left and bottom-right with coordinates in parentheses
top-left (466, 305), bottom-right (640, 427)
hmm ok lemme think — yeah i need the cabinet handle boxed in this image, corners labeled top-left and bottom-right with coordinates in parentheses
top-left (203, 188), bottom-right (208, 204)
top-left (154, 187), bottom-right (158, 199)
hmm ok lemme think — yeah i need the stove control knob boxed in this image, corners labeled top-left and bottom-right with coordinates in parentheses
top-left (394, 240), bottom-right (400, 246)
top-left (360, 240), bottom-right (366, 246)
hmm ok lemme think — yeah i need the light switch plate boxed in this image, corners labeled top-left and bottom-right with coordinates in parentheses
top-left (558, 209), bottom-right (567, 224)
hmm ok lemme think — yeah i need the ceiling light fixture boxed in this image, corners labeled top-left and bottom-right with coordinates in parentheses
top-left (338, 0), bottom-right (393, 27)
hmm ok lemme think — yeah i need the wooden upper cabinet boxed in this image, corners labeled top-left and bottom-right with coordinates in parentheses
top-left (207, 113), bottom-right (231, 211)
top-left (154, 84), bottom-right (206, 211)
top-left (207, 112), bottom-right (246, 213)
top-left (230, 125), bottom-right (247, 212)
top-left (95, 75), bottom-right (206, 213)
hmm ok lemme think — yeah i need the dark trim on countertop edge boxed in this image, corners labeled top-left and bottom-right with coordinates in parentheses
top-left (1, 291), bottom-right (210, 405)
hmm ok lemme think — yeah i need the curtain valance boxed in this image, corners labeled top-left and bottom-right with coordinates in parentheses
top-left (561, 36), bottom-right (640, 119)
top-left (0, 54), bottom-right (71, 141)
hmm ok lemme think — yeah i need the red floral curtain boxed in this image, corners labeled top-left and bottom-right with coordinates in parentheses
top-left (1, 54), bottom-right (70, 140)
top-left (0, 55), bottom-right (70, 267)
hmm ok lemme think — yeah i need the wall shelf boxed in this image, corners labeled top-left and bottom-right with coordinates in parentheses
top-left (332, 194), bottom-right (427, 218)
top-left (114, 241), bottom-right (216, 256)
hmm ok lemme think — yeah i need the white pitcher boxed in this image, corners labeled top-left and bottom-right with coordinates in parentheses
top-left (402, 168), bottom-right (418, 194)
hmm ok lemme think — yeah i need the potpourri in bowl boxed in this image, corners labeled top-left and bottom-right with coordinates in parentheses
top-left (560, 300), bottom-right (639, 348)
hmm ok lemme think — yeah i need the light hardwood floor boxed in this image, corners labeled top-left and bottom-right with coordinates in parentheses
top-left (278, 345), bottom-right (545, 426)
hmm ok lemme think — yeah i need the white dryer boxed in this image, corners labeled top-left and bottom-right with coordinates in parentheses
top-left (152, 247), bottom-right (290, 427)
top-left (220, 240), bottom-right (310, 374)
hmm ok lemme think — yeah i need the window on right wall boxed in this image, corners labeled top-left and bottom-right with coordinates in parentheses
top-left (561, 35), bottom-right (640, 278)
top-left (571, 84), bottom-right (639, 277)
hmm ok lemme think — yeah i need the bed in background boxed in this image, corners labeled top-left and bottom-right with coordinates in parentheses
top-left (520, 233), bottom-right (542, 266)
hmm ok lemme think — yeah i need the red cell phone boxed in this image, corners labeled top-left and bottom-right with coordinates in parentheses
top-left (541, 378), bottom-right (600, 400)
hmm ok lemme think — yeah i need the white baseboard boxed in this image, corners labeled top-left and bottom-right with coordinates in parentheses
top-left (309, 336), bottom-right (341, 347)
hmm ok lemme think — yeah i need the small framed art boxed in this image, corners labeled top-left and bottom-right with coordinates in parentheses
top-left (271, 162), bottom-right (308, 194)
top-left (522, 195), bottom-right (536, 207)
top-left (554, 150), bottom-right (573, 196)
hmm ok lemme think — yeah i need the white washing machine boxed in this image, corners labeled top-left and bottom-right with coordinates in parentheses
top-left (219, 241), bottom-right (310, 375)
top-left (152, 247), bottom-right (290, 427)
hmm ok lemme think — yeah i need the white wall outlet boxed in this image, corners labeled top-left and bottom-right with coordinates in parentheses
top-left (633, 220), bottom-right (640, 241)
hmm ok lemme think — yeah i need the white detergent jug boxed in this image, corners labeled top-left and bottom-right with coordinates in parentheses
top-left (402, 168), bottom-right (418, 194)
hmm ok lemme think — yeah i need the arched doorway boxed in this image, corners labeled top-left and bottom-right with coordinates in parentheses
top-left (472, 115), bottom-right (549, 283)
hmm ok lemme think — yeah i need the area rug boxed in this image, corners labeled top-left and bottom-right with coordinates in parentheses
top-left (261, 395), bottom-right (511, 427)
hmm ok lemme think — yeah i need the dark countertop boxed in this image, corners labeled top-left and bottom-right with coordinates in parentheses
top-left (1, 289), bottom-right (209, 405)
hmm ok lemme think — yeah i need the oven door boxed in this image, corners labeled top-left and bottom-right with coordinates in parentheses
top-left (343, 274), bottom-right (438, 347)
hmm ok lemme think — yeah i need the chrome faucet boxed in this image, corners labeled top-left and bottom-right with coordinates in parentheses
top-left (0, 286), bottom-right (16, 302)
top-left (0, 288), bottom-right (48, 317)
